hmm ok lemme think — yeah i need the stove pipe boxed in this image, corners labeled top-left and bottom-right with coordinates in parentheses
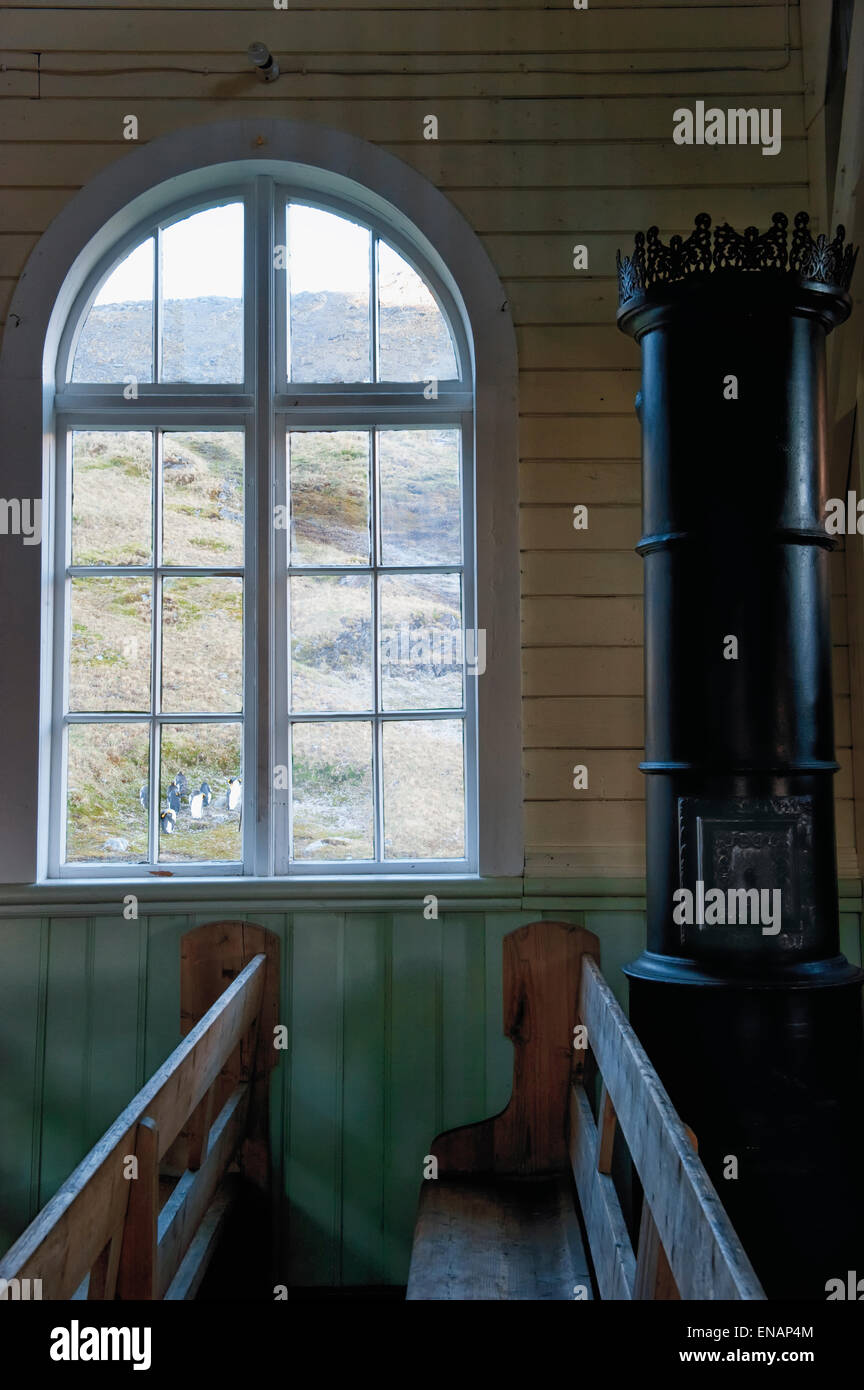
top-left (617, 212), bottom-right (863, 1300)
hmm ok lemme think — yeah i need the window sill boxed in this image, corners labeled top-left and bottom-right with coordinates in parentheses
top-left (0, 873), bottom-right (525, 913)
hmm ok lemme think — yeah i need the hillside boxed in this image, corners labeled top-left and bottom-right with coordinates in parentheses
top-left (73, 290), bottom-right (457, 383)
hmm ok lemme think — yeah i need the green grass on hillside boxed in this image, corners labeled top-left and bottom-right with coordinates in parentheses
top-left (66, 428), bottom-right (465, 863)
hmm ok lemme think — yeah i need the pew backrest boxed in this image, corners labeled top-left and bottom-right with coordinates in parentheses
top-left (0, 920), bottom-right (279, 1300)
top-left (572, 954), bottom-right (765, 1300)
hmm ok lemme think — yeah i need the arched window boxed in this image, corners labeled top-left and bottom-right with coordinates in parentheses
top-left (50, 178), bottom-right (475, 877)
top-left (0, 125), bottom-right (521, 885)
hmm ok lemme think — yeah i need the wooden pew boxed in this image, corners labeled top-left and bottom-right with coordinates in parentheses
top-left (406, 920), bottom-right (765, 1301)
top-left (0, 920), bottom-right (279, 1301)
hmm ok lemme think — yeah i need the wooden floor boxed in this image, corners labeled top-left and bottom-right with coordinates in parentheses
top-left (407, 1175), bottom-right (594, 1301)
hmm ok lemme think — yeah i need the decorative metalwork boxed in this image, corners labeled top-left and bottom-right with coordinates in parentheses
top-left (618, 211), bottom-right (858, 306)
top-left (616, 230), bottom-right (645, 301)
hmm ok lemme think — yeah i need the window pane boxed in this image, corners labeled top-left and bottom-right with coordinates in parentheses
top-left (290, 575), bottom-right (373, 713)
top-left (71, 238), bottom-right (154, 384)
top-left (71, 431), bottom-right (152, 566)
top-left (379, 573), bottom-right (463, 711)
top-left (378, 429), bottom-right (461, 566)
top-left (291, 721), bottom-right (374, 860)
top-left (69, 577), bottom-right (151, 712)
top-left (162, 431), bottom-right (244, 567)
top-left (288, 430), bottom-right (370, 566)
top-left (160, 204), bottom-right (244, 383)
top-left (288, 205), bottom-right (371, 382)
top-left (159, 723), bottom-right (242, 861)
top-left (65, 723), bottom-right (150, 864)
top-left (161, 577), bottom-right (243, 713)
top-left (377, 240), bottom-right (458, 381)
top-left (382, 719), bottom-right (465, 859)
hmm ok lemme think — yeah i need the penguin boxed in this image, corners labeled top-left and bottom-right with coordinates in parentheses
top-left (139, 784), bottom-right (149, 811)
top-left (227, 777), bottom-right (242, 812)
top-left (189, 791), bottom-right (205, 820)
top-left (176, 772), bottom-right (189, 799)
top-left (167, 782), bottom-right (181, 814)
top-left (199, 781), bottom-right (213, 807)
top-left (160, 808), bottom-right (177, 834)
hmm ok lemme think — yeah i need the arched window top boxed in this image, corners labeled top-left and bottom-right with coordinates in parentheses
top-left (62, 185), bottom-right (463, 391)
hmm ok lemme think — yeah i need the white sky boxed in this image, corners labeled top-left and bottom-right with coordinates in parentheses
top-left (94, 202), bottom-right (430, 305)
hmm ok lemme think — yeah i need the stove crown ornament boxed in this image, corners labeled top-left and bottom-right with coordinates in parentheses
top-left (616, 211), bottom-right (858, 308)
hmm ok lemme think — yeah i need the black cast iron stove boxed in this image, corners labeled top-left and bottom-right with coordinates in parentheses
top-left (616, 211), bottom-right (862, 1299)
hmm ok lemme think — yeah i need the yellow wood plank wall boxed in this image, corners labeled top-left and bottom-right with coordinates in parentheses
top-left (1, 0), bottom-right (853, 876)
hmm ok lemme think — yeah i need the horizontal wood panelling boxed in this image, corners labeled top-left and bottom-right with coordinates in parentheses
top-left (526, 799), bottom-right (645, 847)
top-left (8, 0), bottom-right (794, 10)
top-left (0, 95), bottom-right (807, 143)
top-left (0, 10), bottom-right (796, 53)
top-left (525, 696), bottom-right (644, 746)
top-left (520, 462), bottom-right (641, 505)
top-left (0, 190), bottom-right (71, 233)
top-left (521, 547), bottom-right (846, 597)
top-left (520, 415), bottom-right (642, 459)
top-left (521, 504), bottom-right (641, 550)
top-left (523, 595), bottom-right (643, 646)
top-left (453, 186), bottom-right (808, 237)
top-left (489, 235), bottom-right (709, 280)
top-left (526, 828), bottom-right (860, 876)
top-left (393, 140), bottom-right (808, 188)
top-left (523, 693), bottom-right (853, 748)
top-left (0, 138), bottom-right (809, 191)
top-left (837, 798), bottom-right (856, 850)
top-left (0, 56), bottom-right (807, 103)
top-left (526, 845), bottom-right (647, 875)
top-left (526, 748), bottom-right (645, 800)
top-left (524, 748), bottom-right (855, 802)
top-left (523, 594), bottom-right (849, 645)
top-left (835, 645), bottom-right (851, 696)
top-left (520, 372), bottom-right (640, 415)
top-left (0, 235), bottom-right (38, 277)
top-left (522, 644), bottom-right (850, 698)
top-left (521, 550), bottom-right (643, 596)
top-left (506, 281), bottom-right (616, 326)
top-left (522, 646), bottom-right (643, 696)
top-left (518, 328), bottom-right (642, 371)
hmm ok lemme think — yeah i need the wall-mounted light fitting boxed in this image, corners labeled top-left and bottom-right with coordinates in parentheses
top-left (248, 42), bottom-right (280, 83)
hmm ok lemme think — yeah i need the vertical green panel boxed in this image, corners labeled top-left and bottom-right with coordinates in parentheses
top-left (143, 914), bottom-right (187, 1079)
top-left (839, 911), bottom-right (862, 967)
top-left (0, 919), bottom-right (46, 1251)
top-left (440, 911), bottom-right (486, 1131)
top-left (385, 910), bottom-right (441, 1284)
top-left (286, 912), bottom-right (343, 1286)
top-left (484, 911), bottom-right (535, 1114)
top-left (275, 912), bottom-right (292, 1287)
top-left (585, 911), bottom-right (646, 1014)
top-left (89, 916), bottom-right (146, 1143)
top-left (341, 913), bottom-right (387, 1285)
top-left (234, 910), bottom-right (287, 1295)
top-left (39, 918), bottom-right (91, 1207)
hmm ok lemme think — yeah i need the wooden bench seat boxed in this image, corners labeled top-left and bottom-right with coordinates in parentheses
top-left (409, 1174), bottom-right (592, 1300)
top-left (407, 920), bottom-right (765, 1302)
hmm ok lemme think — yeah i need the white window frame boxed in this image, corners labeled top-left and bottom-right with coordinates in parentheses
top-left (49, 176), bottom-right (477, 879)
top-left (0, 122), bottom-right (522, 886)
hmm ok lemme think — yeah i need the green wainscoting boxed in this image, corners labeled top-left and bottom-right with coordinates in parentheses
top-left (0, 879), bottom-right (861, 1286)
